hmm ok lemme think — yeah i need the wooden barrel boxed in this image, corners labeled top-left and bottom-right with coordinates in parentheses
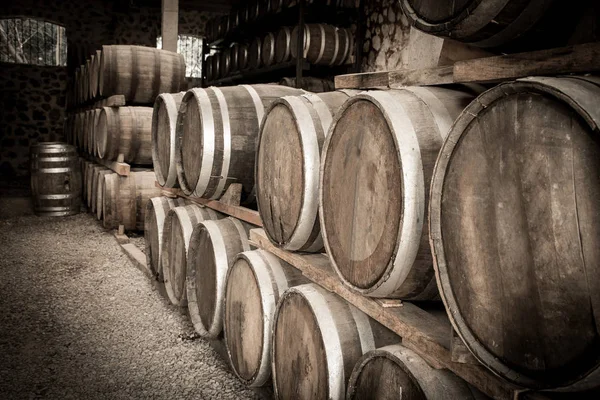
top-left (89, 52), bottom-right (99, 99)
top-left (261, 32), bottom-right (276, 66)
top-left (291, 24), bottom-right (352, 65)
top-left (429, 76), bottom-right (600, 390)
top-left (30, 142), bottom-right (81, 217)
top-left (229, 45), bottom-right (239, 73)
top-left (275, 27), bottom-right (292, 63)
top-left (347, 344), bottom-right (486, 399)
top-left (176, 84), bottom-right (305, 199)
top-left (83, 60), bottom-right (91, 102)
top-left (212, 53), bottom-right (221, 80)
top-left (152, 92), bottom-right (185, 188)
top-left (81, 160), bottom-right (92, 203)
top-left (186, 217), bottom-right (251, 338)
top-left (96, 106), bottom-right (153, 164)
top-left (82, 111), bottom-right (90, 153)
top-left (320, 87), bottom-right (476, 299)
top-left (248, 37), bottom-right (262, 69)
top-left (205, 55), bottom-right (214, 82)
top-left (76, 112), bottom-right (85, 149)
top-left (236, 44), bottom-right (249, 71)
top-left (87, 164), bottom-right (107, 209)
top-left (272, 283), bottom-right (398, 399)
top-left (95, 169), bottom-right (114, 220)
top-left (92, 168), bottom-right (112, 215)
top-left (399, 0), bottom-right (585, 50)
top-left (144, 196), bottom-right (188, 280)
top-left (161, 204), bottom-right (224, 306)
top-left (256, 91), bottom-right (357, 252)
top-left (87, 109), bottom-right (101, 156)
top-left (98, 45), bottom-right (186, 103)
top-left (279, 76), bottom-right (334, 92)
top-left (220, 49), bottom-right (231, 78)
top-left (102, 171), bottom-right (162, 231)
top-left (224, 249), bottom-right (308, 387)
top-left (74, 67), bottom-right (81, 105)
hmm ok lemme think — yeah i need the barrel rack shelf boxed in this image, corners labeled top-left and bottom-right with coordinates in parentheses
top-left (81, 154), bottom-right (131, 176)
top-left (334, 41), bottom-right (600, 89)
top-left (202, 0), bottom-right (364, 87)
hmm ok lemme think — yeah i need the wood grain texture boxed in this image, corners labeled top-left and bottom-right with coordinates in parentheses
top-left (152, 92), bottom-right (185, 187)
top-left (429, 76), bottom-right (600, 390)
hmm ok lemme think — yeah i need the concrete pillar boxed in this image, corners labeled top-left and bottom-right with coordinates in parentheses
top-left (161, 0), bottom-right (179, 52)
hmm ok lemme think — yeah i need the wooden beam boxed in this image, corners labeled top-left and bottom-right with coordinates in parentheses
top-left (94, 157), bottom-right (130, 176)
top-left (334, 70), bottom-right (391, 89)
top-left (389, 66), bottom-right (454, 88)
top-left (158, 184), bottom-right (262, 227)
top-left (453, 41), bottom-right (600, 83)
top-left (161, 0), bottom-right (179, 53)
top-left (120, 243), bottom-right (152, 279)
top-left (249, 228), bottom-right (527, 400)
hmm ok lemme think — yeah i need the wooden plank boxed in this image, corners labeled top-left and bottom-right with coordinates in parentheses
top-left (249, 228), bottom-right (524, 400)
top-left (95, 157), bottom-right (130, 176)
top-left (93, 95), bottom-right (126, 109)
top-left (453, 42), bottom-right (600, 83)
top-left (334, 70), bottom-right (391, 89)
top-left (389, 66), bottom-right (454, 88)
top-left (158, 184), bottom-right (262, 227)
top-left (120, 243), bottom-right (152, 279)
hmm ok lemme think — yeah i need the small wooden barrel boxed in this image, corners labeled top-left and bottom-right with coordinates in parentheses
top-left (224, 249), bottom-right (308, 387)
top-left (291, 24), bottom-right (352, 65)
top-left (279, 76), bottom-right (334, 92)
top-left (275, 27), bottom-right (292, 63)
top-left (175, 84), bottom-right (304, 199)
top-left (237, 44), bottom-right (249, 71)
top-left (399, 0), bottom-right (583, 50)
top-left (248, 37), bottom-right (262, 69)
top-left (144, 196), bottom-right (188, 281)
top-left (256, 91), bottom-right (357, 252)
top-left (212, 53), bottom-right (221, 80)
top-left (87, 164), bottom-right (107, 209)
top-left (96, 106), bottom-right (153, 164)
top-left (347, 344), bottom-right (486, 399)
top-left (429, 76), bottom-right (600, 390)
top-left (320, 87), bottom-right (477, 299)
top-left (152, 92), bottom-right (185, 188)
top-left (30, 142), bottom-right (81, 217)
top-left (161, 204), bottom-right (224, 306)
top-left (220, 49), bottom-right (231, 78)
top-left (186, 217), bottom-right (251, 338)
top-left (102, 171), bottom-right (162, 231)
top-left (272, 283), bottom-right (398, 399)
top-left (99, 45), bottom-right (186, 103)
top-left (92, 168), bottom-right (112, 215)
top-left (261, 32), bottom-right (276, 67)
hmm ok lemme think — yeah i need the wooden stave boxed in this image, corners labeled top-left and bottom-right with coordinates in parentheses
top-left (272, 283), bottom-right (398, 400)
top-left (261, 32), bottom-right (276, 67)
top-left (152, 92), bottom-right (186, 188)
top-left (175, 85), bottom-right (305, 199)
top-left (96, 106), bottom-right (154, 164)
top-left (102, 171), bottom-right (161, 231)
top-left (160, 204), bottom-right (224, 306)
top-left (98, 45), bottom-right (186, 103)
top-left (87, 164), bottom-right (108, 209)
top-left (186, 217), bottom-right (251, 339)
top-left (224, 249), bottom-right (308, 387)
top-left (429, 76), bottom-right (600, 390)
top-left (256, 91), bottom-right (358, 252)
top-left (274, 27), bottom-right (292, 64)
top-left (347, 344), bottom-right (487, 399)
top-left (319, 87), bottom-right (477, 299)
top-left (30, 142), bottom-right (81, 217)
top-left (144, 196), bottom-right (188, 281)
top-left (92, 168), bottom-right (113, 216)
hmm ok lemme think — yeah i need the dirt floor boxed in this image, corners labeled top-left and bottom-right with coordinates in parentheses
top-left (0, 211), bottom-right (265, 400)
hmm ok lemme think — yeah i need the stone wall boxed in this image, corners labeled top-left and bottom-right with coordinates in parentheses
top-left (0, 0), bottom-right (215, 177)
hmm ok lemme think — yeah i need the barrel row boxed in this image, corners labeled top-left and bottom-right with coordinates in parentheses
top-left (206, 24), bottom-right (353, 82)
top-left (205, 0), bottom-right (359, 43)
top-left (69, 45), bottom-right (186, 106)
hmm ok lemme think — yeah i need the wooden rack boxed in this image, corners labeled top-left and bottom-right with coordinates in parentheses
top-left (335, 42), bottom-right (600, 89)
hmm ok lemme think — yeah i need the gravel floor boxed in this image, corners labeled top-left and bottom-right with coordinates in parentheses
top-left (0, 212), bottom-right (265, 400)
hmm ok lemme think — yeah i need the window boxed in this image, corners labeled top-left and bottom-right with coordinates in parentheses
top-left (157, 34), bottom-right (203, 78)
top-left (0, 17), bottom-right (67, 66)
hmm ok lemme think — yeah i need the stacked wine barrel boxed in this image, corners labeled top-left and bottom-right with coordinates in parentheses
top-left (207, 23), bottom-right (353, 83)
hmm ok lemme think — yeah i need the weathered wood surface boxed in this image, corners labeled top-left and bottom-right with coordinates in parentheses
top-left (347, 344), bottom-right (487, 399)
top-left (429, 76), bottom-right (600, 390)
top-left (152, 92), bottom-right (185, 187)
top-left (335, 42), bottom-right (600, 89)
top-left (96, 106), bottom-right (153, 164)
top-left (290, 24), bottom-right (352, 66)
top-left (224, 249), bottom-right (308, 387)
top-left (249, 229), bottom-right (528, 400)
top-left (272, 283), bottom-right (398, 400)
top-left (159, 184), bottom-right (262, 227)
top-left (320, 87), bottom-right (476, 299)
top-left (186, 217), bottom-right (251, 339)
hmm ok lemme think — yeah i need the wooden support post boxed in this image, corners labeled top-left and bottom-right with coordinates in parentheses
top-left (161, 0), bottom-right (179, 52)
